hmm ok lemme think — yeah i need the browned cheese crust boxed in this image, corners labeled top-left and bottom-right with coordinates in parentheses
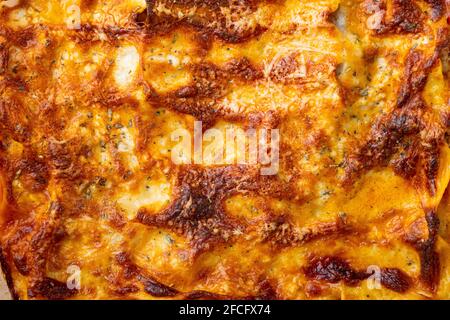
top-left (0, 0), bottom-right (449, 299)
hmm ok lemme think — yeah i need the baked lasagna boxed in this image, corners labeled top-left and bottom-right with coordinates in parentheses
top-left (0, 0), bottom-right (449, 300)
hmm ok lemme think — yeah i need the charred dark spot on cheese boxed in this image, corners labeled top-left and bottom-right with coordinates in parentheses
top-left (175, 85), bottom-right (198, 98)
top-left (224, 57), bottom-right (263, 81)
top-left (136, 167), bottom-right (238, 252)
top-left (2, 202), bottom-right (65, 295)
top-left (16, 156), bottom-right (50, 192)
top-left (68, 25), bottom-right (138, 44)
top-left (417, 241), bottom-right (440, 291)
top-left (48, 140), bottom-right (84, 181)
top-left (28, 277), bottom-right (77, 300)
top-left (214, 25), bottom-right (267, 44)
top-left (0, 43), bottom-right (8, 75)
top-left (254, 279), bottom-right (278, 300)
top-left (345, 105), bottom-right (437, 187)
top-left (304, 256), bottom-right (367, 286)
top-left (3, 76), bottom-right (28, 93)
top-left (364, 0), bottom-right (424, 35)
top-left (133, 10), bottom-right (150, 27)
top-left (28, 203), bottom-right (64, 275)
top-left (424, 147), bottom-right (441, 195)
top-left (406, 210), bottom-right (440, 291)
top-left (243, 110), bottom-right (281, 130)
top-left (380, 268), bottom-right (411, 293)
top-left (145, 0), bottom-right (267, 44)
top-left (4, 224), bottom-right (33, 276)
top-left (137, 165), bottom-right (291, 252)
top-left (363, 47), bottom-right (379, 64)
top-left (115, 252), bottom-right (179, 297)
top-left (113, 285), bottom-right (140, 295)
top-left (397, 50), bottom-right (438, 109)
top-left (116, 252), bottom-right (138, 280)
top-left (137, 186), bottom-right (232, 252)
top-left (12, 27), bottom-right (37, 48)
top-left (304, 281), bottom-right (326, 297)
top-left (300, 218), bottom-right (351, 244)
top-left (0, 99), bottom-right (31, 143)
top-left (141, 276), bottom-right (179, 297)
top-left (156, 62), bottom-right (227, 124)
top-left (114, 253), bottom-right (253, 299)
top-left (184, 290), bottom-right (228, 300)
top-left (269, 54), bottom-right (300, 84)
top-left (260, 211), bottom-right (352, 249)
top-left (146, 59), bottom-right (263, 124)
top-left (365, 0), bottom-right (446, 33)
top-left (344, 50), bottom-right (445, 195)
top-left (12, 253), bottom-right (29, 276)
top-left (304, 256), bottom-right (412, 293)
top-left (261, 215), bottom-right (299, 247)
top-left (48, 142), bottom-right (74, 173)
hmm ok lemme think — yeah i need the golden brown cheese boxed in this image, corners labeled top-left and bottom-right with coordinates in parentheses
top-left (0, 0), bottom-right (449, 300)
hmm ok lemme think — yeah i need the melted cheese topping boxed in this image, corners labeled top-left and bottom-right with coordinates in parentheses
top-left (0, 0), bottom-right (449, 300)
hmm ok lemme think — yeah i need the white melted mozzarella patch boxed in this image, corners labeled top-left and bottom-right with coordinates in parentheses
top-left (117, 182), bottom-right (171, 220)
top-left (114, 45), bottom-right (140, 88)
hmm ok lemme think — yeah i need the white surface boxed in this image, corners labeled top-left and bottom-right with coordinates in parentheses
top-left (0, 271), bottom-right (11, 300)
